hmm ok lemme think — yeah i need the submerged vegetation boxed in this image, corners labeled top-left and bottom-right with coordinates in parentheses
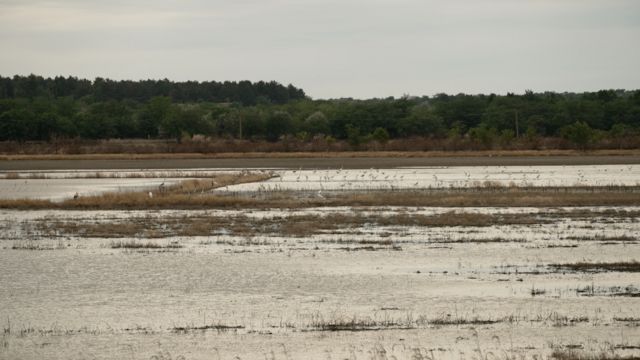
top-left (30, 211), bottom-right (547, 239)
top-left (551, 261), bottom-right (640, 273)
top-left (16, 206), bottom-right (639, 244)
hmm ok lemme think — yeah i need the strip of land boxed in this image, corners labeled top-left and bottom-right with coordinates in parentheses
top-left (2, 186), bottom-right (640, 210)
top-left (2, 150), bottom-right (640, 171)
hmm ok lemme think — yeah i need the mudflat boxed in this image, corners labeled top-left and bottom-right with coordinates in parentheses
top-left (2, 154), bottom-right (640, 170)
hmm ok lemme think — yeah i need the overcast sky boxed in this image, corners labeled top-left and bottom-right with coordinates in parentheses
top-left (1, 0), bottom-right (639, 99)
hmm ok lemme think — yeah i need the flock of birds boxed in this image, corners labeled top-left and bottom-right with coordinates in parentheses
top-left (232, 165), bottom-right (640, 193)
top-left (0, 166), bottom-right (637, 200)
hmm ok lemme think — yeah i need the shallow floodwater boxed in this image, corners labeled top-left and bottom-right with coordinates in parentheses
top-left (1, 165), bottom-right (639, 359)
top-left (2, 165), bottom-right (639, 201)
top-left (1, 204), bottom-right (639, 359)
top-left (0, 178), bottom-right (184, 201)
top-left (222, 164), bottom-right (640, 192)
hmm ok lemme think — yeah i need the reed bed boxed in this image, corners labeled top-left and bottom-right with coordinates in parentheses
top-left (551, 350), bottom-right (640, 360)
top-left (550, 261), bottom-right (640, 273)
top-left (2, 185), bottom-right (640, 210)
top-left (30, 208), bottom-right (635, 239)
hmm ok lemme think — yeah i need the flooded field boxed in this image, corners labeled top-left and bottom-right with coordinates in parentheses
top-left (1, 165), bottom-right (639, 200)
top-left (0, 165), bottom-right (639, 359)
top-left (223, 165), bottom-right (640, 191)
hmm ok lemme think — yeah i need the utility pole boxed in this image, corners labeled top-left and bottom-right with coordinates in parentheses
top-left (514, 110), bottom-right (520, 138)
top-left (238, 114), bottom-right (243, 140)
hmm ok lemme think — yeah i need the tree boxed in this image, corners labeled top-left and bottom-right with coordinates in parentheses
top-left (345, 124), bottom-right (362, 146)
top-left (304, 111), bottom-right (330, 135)
top-left (138, 96), bottom-right (172, 138)
top-left (265, 111), bottom-right (293, 141)
top-left (0, 108), bottom-right (35, 141)
top-left (561, 121), bottom-right (595, 150)
top-left (371, 127), bottom-right (390, 144)
top-left (468, 123), bottom-right (498, 149)
top-left (398, 105), bottom-right (445, 137)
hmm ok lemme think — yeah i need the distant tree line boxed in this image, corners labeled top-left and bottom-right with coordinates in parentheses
top-left (1, 74), bottom-right (639, 150)
top-left (0, 74), bottom-right (305, 105)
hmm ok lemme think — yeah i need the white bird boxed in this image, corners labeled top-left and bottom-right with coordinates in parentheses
top-left (148, 192), bottom-right (153, 198)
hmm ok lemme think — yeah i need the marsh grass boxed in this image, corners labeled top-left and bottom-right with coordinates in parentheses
top-left (33, 212), bottom-right (546, 239)
top-left (308, 314), bottom-right (415, 332)
top-left (537, 313), bottom-right (589, 327)
top-left (2, 185), bottom-right (640, 209)
top-left (566, 235), bottom-right (637, 242)
top-left (530, 285), bottom-right (547, 296)
top-left (437, 237), bottom-right (526, 244)
top-left (551, 350), bottom-right (640, 360)
top-left (0, 171), bottom-right (275, 210)
top-left (551, 261), bottom-right (640, 273)
top-left (337, 245), bottom-right (402, 251)
top-left (109, 240), bottom-right (182, 249)
top-left (429, 316), bottom-right (500, 326)
top-left (305, 312), bottom-right (507, 332)
top-left (575, 284), bottom-right (640, 297)
top-left (613, 317), bottom-right (640, 322)
top-left (11, 240), bottom-right (66, 250)
top-left (171, 324), bottom-right (244, 333)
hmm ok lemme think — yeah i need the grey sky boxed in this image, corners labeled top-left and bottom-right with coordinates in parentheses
top-left (1, 0), bottom-right (639, 99)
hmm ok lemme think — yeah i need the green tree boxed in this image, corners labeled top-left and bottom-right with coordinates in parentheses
top-left (468, 123), bottom-right (498, 148)
top-left (0, 108), bottom-right (35, 141)
top-left (399, 105), bottom-right (445, 137)
top-left (265, 111), bottom-right (293, 141)
top-left (345, 124), bottom-right (362, 146)
top-left (371, 127), bottom-right (390, 144)
top-left (138, 96), bottom-right (172, 138)
top-left (304, 111), bottom-right (330, 135)
top-left (561, 121), bottom-right (595, 150)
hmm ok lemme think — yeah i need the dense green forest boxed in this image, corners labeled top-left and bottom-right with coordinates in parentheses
top-left (1, 75), bottom-right (639, 151)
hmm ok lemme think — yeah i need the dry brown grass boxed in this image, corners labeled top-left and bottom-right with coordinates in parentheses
top-left (2, 185), bottom-right (640, 210)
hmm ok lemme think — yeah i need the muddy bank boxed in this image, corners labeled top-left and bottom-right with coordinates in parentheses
top-left (2, 154), bottom-right (640, 171)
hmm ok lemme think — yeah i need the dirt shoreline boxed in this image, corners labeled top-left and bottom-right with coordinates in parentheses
top-left (1, 154), bottom-right (640, 170)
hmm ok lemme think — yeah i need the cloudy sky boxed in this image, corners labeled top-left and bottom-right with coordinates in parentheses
top-left (1, 0), bottom-right (639, 98)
